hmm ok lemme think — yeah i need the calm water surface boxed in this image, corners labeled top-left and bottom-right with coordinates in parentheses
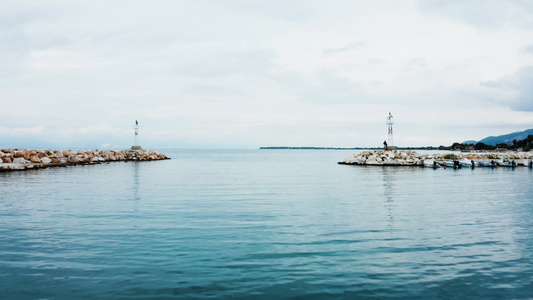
top-left (1, 149), bottom-right (532, 299)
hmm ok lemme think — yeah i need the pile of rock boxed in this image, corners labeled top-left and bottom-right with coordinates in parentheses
top-left (338, 150), bottom-right (533, 166)
top-left (458, 151), bottom-right (533, 161)
top-left (0, 149), bottom-right (170, 171)
top-left (339, 150), bottom-right (426, 166)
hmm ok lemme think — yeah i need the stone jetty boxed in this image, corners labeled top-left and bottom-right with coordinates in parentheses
top-left (339, 150), bottom-right (533, 167)
top-left (0, 149), bottom-right (170, 171)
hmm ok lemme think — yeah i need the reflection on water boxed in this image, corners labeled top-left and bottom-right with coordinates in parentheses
top-left (382, 167), bottom-right (396, 228)
top-left (133, 161), bottom-right (140, 203)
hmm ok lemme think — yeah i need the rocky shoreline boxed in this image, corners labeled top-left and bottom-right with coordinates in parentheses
top-left (339, 150), bottom-right (533, 167)
top-left (0, 149), bottom-right (170, 171)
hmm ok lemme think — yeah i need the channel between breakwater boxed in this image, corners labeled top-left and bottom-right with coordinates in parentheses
top-left (338, 150), bottom-right (533, 167)
top-left (0, 149), bottom-right (170, 171)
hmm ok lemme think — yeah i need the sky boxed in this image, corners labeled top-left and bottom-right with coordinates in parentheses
top-left (1, 0), bottom-right (533, 149)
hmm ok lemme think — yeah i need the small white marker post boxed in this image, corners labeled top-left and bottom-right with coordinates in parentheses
top-left (131, 120), bottom-right (142, 150)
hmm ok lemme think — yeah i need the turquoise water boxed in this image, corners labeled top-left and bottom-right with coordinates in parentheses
top-left (1, 149), bottom-right (533, 299)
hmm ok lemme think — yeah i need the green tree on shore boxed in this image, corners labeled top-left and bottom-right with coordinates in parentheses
top-left (454, 135), bottom-right (532, 151)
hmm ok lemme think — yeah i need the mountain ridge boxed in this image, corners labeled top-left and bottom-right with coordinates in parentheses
top-left (463, 128), bottom-right (533, 146)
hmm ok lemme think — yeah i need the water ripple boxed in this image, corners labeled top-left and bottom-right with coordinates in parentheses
top-left (1, 149), bottom-right (532, 299)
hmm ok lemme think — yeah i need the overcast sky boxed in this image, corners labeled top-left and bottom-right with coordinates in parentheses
top-left (2, 0), bottom-right (533, 149)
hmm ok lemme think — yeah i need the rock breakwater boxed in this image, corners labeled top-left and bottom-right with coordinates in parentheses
top-left (339, 150), bottom-right (533, 167)
top-left (0, 149), bottom-right (170, 171)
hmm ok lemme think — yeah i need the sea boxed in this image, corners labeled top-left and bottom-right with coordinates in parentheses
top-left (1, 149), bottom-right (532, 299)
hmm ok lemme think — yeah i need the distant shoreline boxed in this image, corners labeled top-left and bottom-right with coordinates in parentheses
top-left (259, 146), bottom-right (439, 150)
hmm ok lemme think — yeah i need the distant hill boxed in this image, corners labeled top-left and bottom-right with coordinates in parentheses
top-left (464, 128), bottom-right (533, 146)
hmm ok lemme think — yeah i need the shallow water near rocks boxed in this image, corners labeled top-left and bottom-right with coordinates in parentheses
top-left (1, 149), bottom-right (532, 299)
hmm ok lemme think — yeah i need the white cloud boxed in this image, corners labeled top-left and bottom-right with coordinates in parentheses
top-left (0, 126), bottom-right (46, 136)
top-left (417, 0), bottom-right (533, 29)
top-left (0, 0), bottom-right (532, 149)
top-left (323, 42), bottom-right (366, 54)
top-left (481, 66), bottom-right (533, 111)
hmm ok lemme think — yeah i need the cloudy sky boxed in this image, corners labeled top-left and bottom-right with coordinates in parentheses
top-left (2, 0), bottom-right (533, 149)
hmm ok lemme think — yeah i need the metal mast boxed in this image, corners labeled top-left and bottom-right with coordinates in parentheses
top-left (386, 112), bottom-right (394, 147)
